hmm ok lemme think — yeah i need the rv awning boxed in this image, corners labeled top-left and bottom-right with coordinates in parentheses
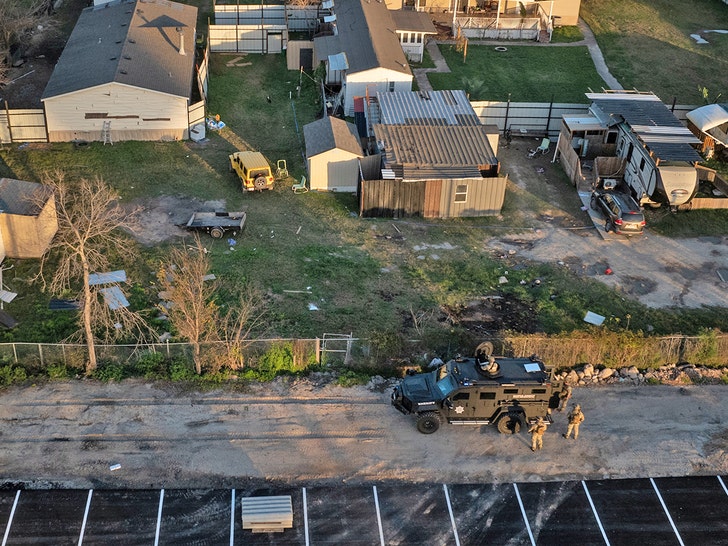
top-left (686, 104), bottom-right (728, 132)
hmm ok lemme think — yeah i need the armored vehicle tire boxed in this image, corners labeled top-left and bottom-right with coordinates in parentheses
top-left (497, 414), bottom-right (522, 434)
top-left (416, 412), bottom-right (441, 434)
top-left (254, 175), bottom-right (268, 190)
top-left (210, 227), bottom-right (225, 239)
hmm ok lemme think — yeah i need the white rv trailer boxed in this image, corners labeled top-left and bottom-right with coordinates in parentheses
top-left (586, 92), bottom-right (703, 207)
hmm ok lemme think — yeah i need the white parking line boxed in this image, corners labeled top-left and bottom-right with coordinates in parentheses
top-left (372, 486), bottom-right (385, 546)
top-left (303, 487), bottom-right (310, 546)
top-left (1, 490), bottom-right (20, 546)
top-left (442, 484), bottom-right (461, 546)
top-left (718, 476), bottom-right (728, 497)
top-left (229, 489), bottom-right (235, 546)
top-left (650, 478), bottom-right (684, 546)
top-left (513, 484), bottom-right (536, 546)
top-left (77, 489), bottom-right (93, 546)
top-left (581, 481), bottom-right (611, 545)
top-left (154, 489), bottom-right (165, 546)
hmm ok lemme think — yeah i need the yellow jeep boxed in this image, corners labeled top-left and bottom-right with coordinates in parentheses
top-left (229, 151), bottom-right (275, 191)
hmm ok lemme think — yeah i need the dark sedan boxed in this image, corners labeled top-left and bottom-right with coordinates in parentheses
top-left (590, 186), bottom-right (645, 236)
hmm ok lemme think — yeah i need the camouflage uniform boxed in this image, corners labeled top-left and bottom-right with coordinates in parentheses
top-left (557, 384), bottom-right (572, 411)
top-left (564, 405), bottom-right (584, 439)
top-left (528, 417), bottom-right (548, 451)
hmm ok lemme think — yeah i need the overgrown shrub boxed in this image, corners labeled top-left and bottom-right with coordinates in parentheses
top-left (0, 365), bottom-right (27, 386)
top-left (92, 362), bottom-right (126, 382)
top-left (132, 351), bottom-right (167, 379)
top-left (169, 358), bottom-right (197, 381)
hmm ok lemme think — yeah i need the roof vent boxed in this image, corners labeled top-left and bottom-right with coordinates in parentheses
top-left (176, 27), bottom-right (186, 55)
top-left (120, 69), bottom-right (128, 75)
top-left (123, 55), bottom-right (131, 60)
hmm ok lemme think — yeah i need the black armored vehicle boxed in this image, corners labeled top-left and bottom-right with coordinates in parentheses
top-left (391, 351), bottom-right (562, 434)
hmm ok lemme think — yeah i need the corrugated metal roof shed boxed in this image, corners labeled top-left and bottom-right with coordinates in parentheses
top-left (0, 178), bottom-right (53, 216)
top-left (377, 90), bottom-right (481, 126)
top-left (333, 0), bottom-right (410, 75)
top-left (42, 0), bottom-right (197, 100)
top-left (587, 92), bottom-right (702, 162)
top-left (374, 124), bottom-right (497, 180)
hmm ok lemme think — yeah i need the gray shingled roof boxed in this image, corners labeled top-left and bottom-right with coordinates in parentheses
top-left (389, 10), bottom-right (438, 33)
top-left (587, 92), bottom-right (702, 163)
top-left (377, 90), bottom-right (481, 126)
top-left (374, 124), bottom-right (498, 180)
top-left (42, 0), bottom-right (197, 100)
top-left (304, 116), bottom-right (363, 158)
top-left (0, 178), bottom-right (53, 216)
top-left (333, 0), bottom-right (411, 76)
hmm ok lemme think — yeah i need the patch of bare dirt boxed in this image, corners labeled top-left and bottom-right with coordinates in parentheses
top-left (129, 196), bottom-right (229, 246)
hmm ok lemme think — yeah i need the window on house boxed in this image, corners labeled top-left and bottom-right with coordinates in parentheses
top-left (402, 33), bottom-right (409, 43)
top-left (388, 81), bottom-right (395, 92)
top-left (416, 33), bottom-right (422, 43)
top-left (606, 131), bottom-right (618, 144)
top-left (454, 184), bottom-right (468, 203)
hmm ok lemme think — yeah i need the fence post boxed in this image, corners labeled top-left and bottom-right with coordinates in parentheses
top-left (12, 342), bottom-right (17, 364)
top-left (166, 340), bottom-right (170, 357)
top-left (503, 93), bottom-right (511, 135)
top-left (315, 338), bottom-right (320, 363)
top-left (39, 344), bottom-right (44, 367)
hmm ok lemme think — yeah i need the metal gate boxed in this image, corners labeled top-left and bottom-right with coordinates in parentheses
top-left (320, 333), bottom-right (353, 364)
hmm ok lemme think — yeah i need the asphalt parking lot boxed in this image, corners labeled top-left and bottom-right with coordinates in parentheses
top-left (2, 476), bottom-right (727, 545)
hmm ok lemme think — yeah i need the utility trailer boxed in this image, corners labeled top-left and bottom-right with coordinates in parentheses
top-left (184, 211), bottom-right (246, 239)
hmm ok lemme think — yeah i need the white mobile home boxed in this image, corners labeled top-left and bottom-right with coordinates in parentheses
top-left (41, 0), bottom-right (198, 143)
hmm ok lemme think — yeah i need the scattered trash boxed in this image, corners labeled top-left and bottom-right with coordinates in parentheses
top-left (605, 267), bottom-right (613, 275)
top-left (227, 238), bottom-right (237, 246)
top-left (308, 303), bottom-right (319, 311)
top-left (498, 276), bottom-right (508, 284)
top-left (206, 117), bottom-right (226, 131)
top-left (583, 311), bottom-right (605, 326)
top-left (109, 463), bottom-right (121, 471)
top-left (717, 269), bottom-right (728, 283)
top-left (159, 332), bottom-right (172, 342)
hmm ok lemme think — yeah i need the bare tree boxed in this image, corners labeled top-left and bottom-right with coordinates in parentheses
top-left (0, 0), bottom-right (53, 85)
top-left (35, 172), bottom-right (150, 374)
top-left (219, 285), bottom-right (267, 371)
top-left (157, 236), bottom-right (220, 374)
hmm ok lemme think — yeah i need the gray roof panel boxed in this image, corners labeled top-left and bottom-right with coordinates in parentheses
top-left (586, 92), bottom-right (702, 162)
top-left (304, 116), bottom-right (363, 158)
top-left (333, 0), bottom-right (411, 75)
top-left (0, 178), bottom-right (53, 216)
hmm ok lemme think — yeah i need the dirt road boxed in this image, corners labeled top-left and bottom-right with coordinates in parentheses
top-left (495, 142), bottom-right (728, 309)
top-left (1, 379), bottom-right (726, 489)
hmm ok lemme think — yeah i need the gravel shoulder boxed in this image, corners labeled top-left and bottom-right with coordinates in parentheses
top-left (1, 379), bottom-right (727, 489)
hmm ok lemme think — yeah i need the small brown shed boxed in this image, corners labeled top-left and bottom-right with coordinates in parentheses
top-left (0, 178), bottom-right (58, 259)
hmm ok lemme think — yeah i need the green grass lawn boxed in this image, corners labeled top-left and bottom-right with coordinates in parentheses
top-left (1, 9), bottom-right (728, 358)
top-left (581, 0), bottom-right (728, 103)
top-left (428, 44), bottom-right (605, 102)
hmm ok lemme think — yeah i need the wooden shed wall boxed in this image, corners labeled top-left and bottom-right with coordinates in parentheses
top-left (0, 197), bottom-right (58, 259)
top-left (44, 83), bottom-right (190, 142)
top-left (360, 176), bottom-right (507, 218)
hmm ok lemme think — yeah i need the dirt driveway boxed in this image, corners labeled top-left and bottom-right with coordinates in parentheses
top-left (492, 140), bottom-right (728, 309)
top-left (1, 379), bottom-right (727, 489)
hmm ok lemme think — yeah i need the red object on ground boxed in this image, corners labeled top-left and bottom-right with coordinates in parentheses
top-left (605, 268), bottom-right (613, 275)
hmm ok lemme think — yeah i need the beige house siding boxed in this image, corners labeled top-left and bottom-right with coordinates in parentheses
top-left (0, 197), bottom-right (58, 259)
top-left (44, 83), bottom-right (190, 143)
top-left (437, 177), bottom-right (507, 218)
top-left (308, 150), bottom-right (361, 192)
top-left (344, 69), bottom-right (413, 116)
